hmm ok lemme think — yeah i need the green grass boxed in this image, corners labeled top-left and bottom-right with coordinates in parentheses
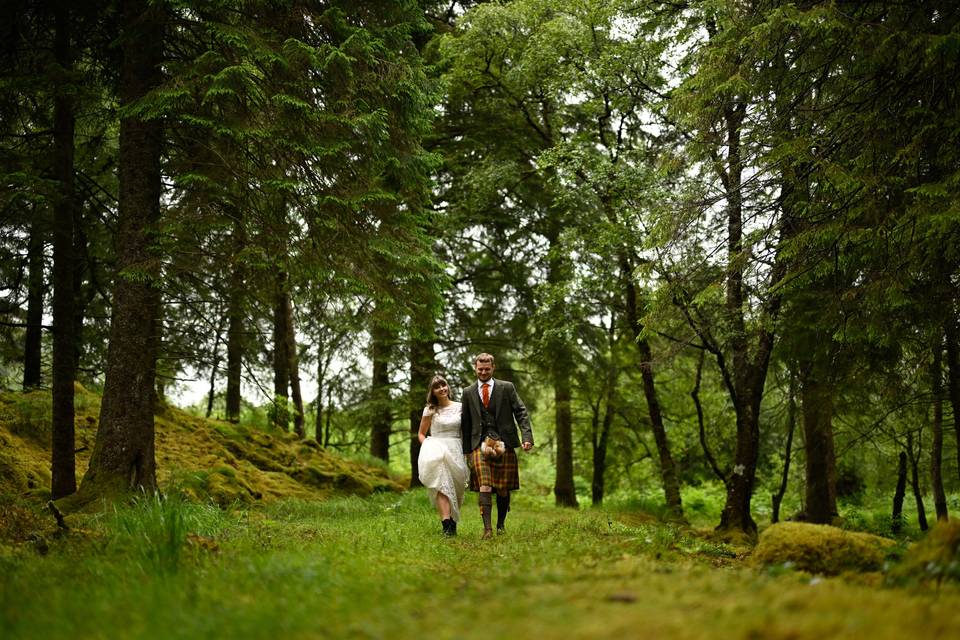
top-left (2, 491), bottom-right (960, 640)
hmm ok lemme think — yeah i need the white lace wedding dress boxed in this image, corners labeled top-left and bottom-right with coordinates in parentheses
top-left (417, 401), bottom-right (468, 522)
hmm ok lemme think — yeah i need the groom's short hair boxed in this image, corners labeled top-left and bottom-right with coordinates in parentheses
top-left (475, 352), bottom-right (495, 365)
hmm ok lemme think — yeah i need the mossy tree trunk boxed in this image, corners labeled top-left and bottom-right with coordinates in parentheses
top-left (50, 0), bottom-right (77, 499)
top-left (73, 0), bottom-right (164, 503)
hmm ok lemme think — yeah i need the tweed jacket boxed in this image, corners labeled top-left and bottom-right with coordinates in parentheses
top-left (460, 378), bottom-right (533, 453)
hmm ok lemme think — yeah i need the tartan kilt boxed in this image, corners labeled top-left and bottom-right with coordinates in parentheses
top-left (468, 446), bottom-right (520, 491)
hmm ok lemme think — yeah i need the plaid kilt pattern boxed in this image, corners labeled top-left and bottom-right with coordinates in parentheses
top-left (468, 446), bottom-right (520, 491)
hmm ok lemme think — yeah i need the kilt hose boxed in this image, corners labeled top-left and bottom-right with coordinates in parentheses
top-left (468, 446), bottom-right (520, 491)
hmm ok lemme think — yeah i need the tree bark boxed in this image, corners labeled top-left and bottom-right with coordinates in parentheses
top-left (23, 216), bottom-right (44, 390)
top-left (544, 220), bottom-right (577, 508)
top-left (369, 315), bottom-right (393, 461)
top-left (553, 350), bottom-right (578, 507)
top-left (906, 431), bottom-right (928, 532)
top-left (50, 0), bottom-right (77, 499)
top-left (771, 374), bottom-right (797, 524)
top-left (271, 271), bottom-right (290, 430)
top-left (285, 293), bottom-right (305, 438)
top-left (408, 327), bottom-right (436, 487)
top-left (637, 337), bottom-right (683, 519)
top-left (892, 451), bottom-right (907, 534)
top-left (944, 312), bottom-right (960, 482)
top-left (205, 314), bottom-right (225, 419)
top-left (931, 335), bottom-right (948, 521)
top-left (72, 0), bottom-right (164, 504)
top-left (224, 211), bottom-right (245, 423)
top-left (800, 359), bottom-right (838, 524)
top-left (591, 383), bottom-right (614, 506)
top-left (623, 262), bottom-right (682, 518)
top-left (315, 335), bottom-right (326, 445)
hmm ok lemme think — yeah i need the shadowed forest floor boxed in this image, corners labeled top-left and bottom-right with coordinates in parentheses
top-left (2, 491), bottom-right (960, 640)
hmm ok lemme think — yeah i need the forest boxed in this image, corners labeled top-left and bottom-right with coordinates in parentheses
top-left (2, 1), bottom-right (960, 638)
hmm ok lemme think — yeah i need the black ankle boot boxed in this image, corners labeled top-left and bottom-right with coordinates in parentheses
top-left (450, 520), bottom-right (457, 536)
top-left (496, 493), bottom-right (511, 532)
top-left (441, 518), bottom-right (454, 536)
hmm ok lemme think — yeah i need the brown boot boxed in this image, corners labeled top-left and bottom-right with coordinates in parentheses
top-left (479, 492), bottom-right (493, 539)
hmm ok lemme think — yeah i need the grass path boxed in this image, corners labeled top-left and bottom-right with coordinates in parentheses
top-left (2, 491), bottom-right (960, 639)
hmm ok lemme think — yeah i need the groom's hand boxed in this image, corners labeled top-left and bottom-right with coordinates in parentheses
top-left (522, 442), bottom-right (533, 451)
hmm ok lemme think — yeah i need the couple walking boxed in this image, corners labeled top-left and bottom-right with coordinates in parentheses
top-left (416, 353), bottom-right (534, 538)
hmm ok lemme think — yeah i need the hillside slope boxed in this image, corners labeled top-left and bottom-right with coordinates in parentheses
top-left (0, 385), bottom-right (404, 506)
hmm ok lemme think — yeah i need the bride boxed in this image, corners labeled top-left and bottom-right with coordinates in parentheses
top-left (417, 375), bottom-right (469, 536)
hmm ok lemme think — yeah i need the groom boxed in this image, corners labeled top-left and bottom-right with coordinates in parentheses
top-left (461, 353), bottom-right (534, 539)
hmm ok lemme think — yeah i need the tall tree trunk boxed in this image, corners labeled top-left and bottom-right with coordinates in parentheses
top-left (50, 0), bottom-right (76, 499)
top-left (931, 335), bottom-right (948, 522)
top-left (553, 350), bottom-right (577, 507)
top-left (892, 451), bottom-right (907, 534)
top-left (591, 383), bottom-right (614, 506)
top-left (800, 357), bottom-right (838, 524)
top-left (324, 386), bottom-right (333, 448)
top-left (205, 313), bottom-right (226, 419)
top-left (71, 217), bottom-right (87, 374)
top-left (408, 325), bottom-right (436, 487)
top-left (224, 211), bottom-right (245, 423)
top-left (284, 293), bottom-right (305, 438)
top-left (713, 108), bottom-right (787, 535)
top-left (771, 373), bottom-right (797, 524)
top-left (906, 431), bottom-right (928, 532)
top-left (72, 0), bottom-right (164, 504)
top-left (623, 263), bottom-right (683, 518)
top-left (637, 338), bottom-right (683, 519)
top-left (544, 220), bottom-right (577, 508)
top-left (944, 312), bottom-right (960, 482)
top-left (271, 271), bottom-right (289, 430)
top-left (315, 333), bottom-right (328, 445)
top-left (715, 100), bottom-right (765, 536)
top-left (369, 317), bottom-right (393, 461)
top-left (23, 216), bottom-right (44, 390)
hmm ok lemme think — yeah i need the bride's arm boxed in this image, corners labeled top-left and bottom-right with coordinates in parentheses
top-left (418, 412), bottom-right (432, 444)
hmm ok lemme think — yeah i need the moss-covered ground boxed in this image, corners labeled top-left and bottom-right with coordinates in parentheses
top-left (2, 388), bottom-right (960, 638)
top-left (0, 385), bottom-right (402, 514)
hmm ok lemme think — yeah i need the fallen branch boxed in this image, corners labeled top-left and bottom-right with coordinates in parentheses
top-left (47, 500), bottom-right (69, 533)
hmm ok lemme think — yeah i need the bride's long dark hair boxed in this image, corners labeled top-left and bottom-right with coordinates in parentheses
top-left (425, 375), bottom-right (450, 412)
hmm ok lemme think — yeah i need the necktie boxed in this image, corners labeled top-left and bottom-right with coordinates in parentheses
top-left (482, 383), bottom-right (490, 408)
